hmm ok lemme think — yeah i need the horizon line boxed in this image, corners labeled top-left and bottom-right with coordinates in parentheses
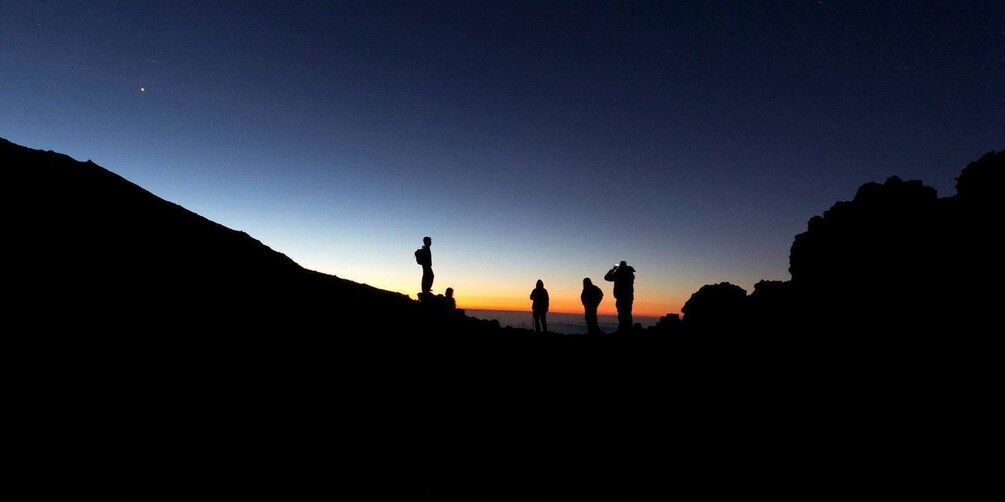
top-left (459, 306), bottom-right (674, 318)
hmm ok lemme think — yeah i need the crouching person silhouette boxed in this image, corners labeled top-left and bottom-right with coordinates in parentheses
top-left (445, 287), bottom-right (456, 310)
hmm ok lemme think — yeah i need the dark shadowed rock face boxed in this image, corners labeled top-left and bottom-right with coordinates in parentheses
top-left (672, 149), bottom-right (1003, 335)
top-left (789, 176), bottom-right (939, 292)
top-left (681, 282), bottom-right (748, 331)
top-left (956, 150), bottom-right (1005, 205)
top-left (747, 280), bottom-right (797, 329)
top-left (782, 151), bottom-right (1004, 331)
top-left (648, 313), bottom-right (682, 335)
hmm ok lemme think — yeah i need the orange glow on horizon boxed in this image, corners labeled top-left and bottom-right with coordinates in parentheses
top-left (364, 278), bottom-right (686, 319)
top-left (457, 295), bottom-right (682, 318)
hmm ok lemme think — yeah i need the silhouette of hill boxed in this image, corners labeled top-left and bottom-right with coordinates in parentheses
top-left (5, 136), bottom-right (504, 336)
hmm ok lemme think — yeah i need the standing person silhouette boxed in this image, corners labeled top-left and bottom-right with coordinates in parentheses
top-left (581, 278), bottom-right (604, 335)
top-left (604, 261), bottom-right (636, 332)
top-left (529, 279), bottom-right (550, 333)
top-left (414, 236), bottom-right (434, 299)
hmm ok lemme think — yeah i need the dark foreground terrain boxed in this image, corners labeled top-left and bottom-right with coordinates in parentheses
top-left (7, 137), bottom-right (1000, 498)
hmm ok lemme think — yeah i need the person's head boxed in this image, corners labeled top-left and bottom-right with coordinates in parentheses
top-left (445, 287), bottom-right (453, 298)
top-left (583, 278), bottom-right (592, 287)
top-left (536, 279), bottom-right (544, 289)
top-left (423, 236), bottom-right (431, 246)
top-left (620, 260), bottom-right (628, 268)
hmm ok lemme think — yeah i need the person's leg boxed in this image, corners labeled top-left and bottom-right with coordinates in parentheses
top-left (541, 313), bottom-right (547, 333)
top-left (616, 298), bottom-right (634, 331)
top-left (615, 299), bottom-right (626, 331)
top-left (533, 312), bottom-right (541, 332)
top-left (626, 299), bottom-right (633, 330)
top-left (421, 267), bottom-right (433, 294)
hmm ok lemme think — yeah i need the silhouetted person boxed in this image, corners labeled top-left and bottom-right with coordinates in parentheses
top-left (604, 260), bottom-right (636, 332)
top-left (529, 279), bottom-right (550, 332)
top-left (445, 287), bottom-right (456, 310)
top-left (581, 278), bottom-right (604, 335)
top-left (414, 236), bottom-right (433, 298)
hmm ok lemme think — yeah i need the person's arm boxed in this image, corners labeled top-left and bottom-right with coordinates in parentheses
top-left (604, 268), bottom-right (617, 282)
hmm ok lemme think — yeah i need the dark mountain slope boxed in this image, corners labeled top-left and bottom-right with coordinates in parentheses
top-left (4, 137), bottom-right (428, 332)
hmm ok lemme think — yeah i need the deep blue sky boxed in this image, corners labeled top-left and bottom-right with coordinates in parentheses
top-left (3, 1), bottom-right (1002, 314)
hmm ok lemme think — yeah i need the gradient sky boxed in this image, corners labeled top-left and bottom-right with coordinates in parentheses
top-left (3, 1), bottom-right (1002, 315)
